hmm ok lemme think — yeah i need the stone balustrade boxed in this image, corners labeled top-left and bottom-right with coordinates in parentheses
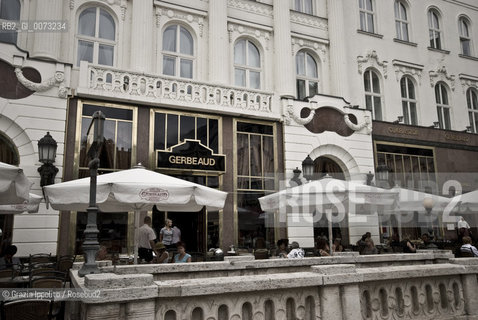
top-left (77, 61), bottom-right (276, 119)
top-left (67, 251), bottom-right (478, 320)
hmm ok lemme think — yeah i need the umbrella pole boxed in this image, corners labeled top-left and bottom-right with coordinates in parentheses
top-left (134, 211), bottom-right (139, 264)
top-left (326, 209), bottom-right (333, 255)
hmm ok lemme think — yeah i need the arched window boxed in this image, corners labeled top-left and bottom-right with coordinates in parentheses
top-left (359, 0), bottom-right (375, 33)
top-left (234, 39), bottom-right (261, 89)
top-left (428, 9), bottom-right (442, 49)
top-left (77, 7), bottom-right (116, 66)
top-left (400, 77), bottom-right (417, 125)
top-left (296, 50), bottom-right (319, 100)
top-left (459, 17), bottom-right (472, 56)
top-left (394, 1), bottom-right (409, 41)
top-left (0, 0), bottom-right (21, 44)
top-left (467, 88), bottom-right (478, 133)
top-left (294, 0), bottom-right (312, 14)
top-left (162, 25), bottom-right (194, 79)
top-left (364, 69), bottom-right (382, 120)
top-left (435, 82), bottom-right (451, 129)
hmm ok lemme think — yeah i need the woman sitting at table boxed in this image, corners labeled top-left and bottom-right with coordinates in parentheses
top-left (172, 241), bottom-right (191, 263)
top-left (0, 245), bottom-right (20, 269)
top-left (154, 242), bottom-right (169, 263)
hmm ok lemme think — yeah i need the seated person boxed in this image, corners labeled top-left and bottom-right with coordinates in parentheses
top-left (274, 239), bottom-right (289, 258)
top-left (172, 241), bottom-right (191, 263)
top-left (96, 245), bottom-right (110, 261)
top-left (0, 245), bottom-right (20, 269)
top-left (315, 237), bottom-right (330, 256)
top-left (153, 242), bottom-right (169, 263)
top-left (401, 235), bottom-right (416, 253)
top-left (356, 232), bottom-right (371, 254)
top-left (419, 233), bottom-right (438, 250)
top-left (287, 241), bottom-right (304, 259)
top-left (361, 238), bottom-right (378, 255)
top-left (332, 239), bottom-right (343, 253)
top-left (460, 236), bottom-right (478, 257)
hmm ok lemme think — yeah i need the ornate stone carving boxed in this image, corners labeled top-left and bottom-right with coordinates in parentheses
top-left (286, 103), bottom-right (315, 125)
top-left (290, 11), bottom-right (328, 31)
top-left (15, 68), bottom-right (67, 98)
top-left (344, 114), bottom-right (372, 134)
top-left (70, 0), bottom-right (74, 10)
top-left (429, 66), bottom-right (456, 91)
top-left (393, 61), bottom-right (423, 84)
top-left (120, 0), bottom-right (127, 21)
top-left (357, 50), bottom-right (388, 78)
top-left (155, 6), bottom-right (161, 27)
top-left (227, 23), bottom-right (270, 50)
top-left (291, 37), bottom-right (327, 63)
top-left (156, 7), bottom-right (205, 37)
top-left (460, 76), bottom-right (478, 94)
top-left (227, 0), bottom-right (273, 17)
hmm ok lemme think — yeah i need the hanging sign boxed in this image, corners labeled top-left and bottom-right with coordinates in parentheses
top-left (157, 139), bottom-right (225, 173)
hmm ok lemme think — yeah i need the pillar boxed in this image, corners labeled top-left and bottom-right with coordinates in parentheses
top-left (130, 1), bottom-right (153, 72)
top-left (31, 0), bottom-right (63, 60)
top-left (208, 0), bottom-right (229, 84)
top-left (273, 0), bottom-right (295, 96)
top-left (461, 274), bottom-right (478, 316)
top-left (320, 286), bottom-right (343, 320)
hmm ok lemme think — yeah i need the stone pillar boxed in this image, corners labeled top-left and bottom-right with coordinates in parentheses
top-left (31, 0), bottom-right (63, 60)
top-left (85, 303), bottom-right (121, 320)
top-left (461, 274), bottom-right (478, 316)
top-left (341, 285), bottom-right (362, 320)
top-left (130, 0), bottom-right (153, 72)
top-left (326, 0), bottom-right (349, 99)
top-left (208, 0), bottom-right (229, 84)
top-left (126, 300), bottom-right (155, 320)
top-left (273, 0), bottom-right (295, 96)
top-left (320, 286), bottom-right (343, 320)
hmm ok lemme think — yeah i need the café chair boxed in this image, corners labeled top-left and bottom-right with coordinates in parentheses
top-left (29, 253), bottom-right (53, 265)
top-left (30, 277), bottom-right (64, 289)
top-left (0, 299), bottom-right (54, 320)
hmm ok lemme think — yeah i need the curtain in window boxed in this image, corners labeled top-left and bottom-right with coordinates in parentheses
top-left (99, 9), bottom-right (115, 40)
top-left (163, 26), bottom-right (177, 52)
top-left (77, 41), bottom-right (94, 66)
top-left (79, 7), bottom-right (96, 36)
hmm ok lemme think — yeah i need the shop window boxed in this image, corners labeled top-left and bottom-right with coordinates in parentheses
top-left (294, 0), bottom-right (312, 14)
top-left (296, 50), bottom-right (319, 100)
top-left (0, 0), bottom-right (20, 44)
top-left (459, 17), bottom-right (472, 56)
top-left (400, 77), bottom-right (417, 125)
top-left (363, 69), bottom-right (382, 120)
top-left (428, 9), bottom-right (442, 49)
top-left (394, 1), bottom-right (409, 41)
top-left (435, 82), bottom-right (451, 130)
top-left (467, 88), bottom-right (478, 133)
top-left (162, 25), bottom-right (194, 79)
top-left (359, 0), bottom-right (375, 33)
top-left (77, 7), bottom-right (116, 66)
top-left (234, 39), bottom-right (261, 89)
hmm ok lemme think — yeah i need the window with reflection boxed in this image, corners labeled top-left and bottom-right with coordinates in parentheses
top-left (236, 121), bottom-right (276, 250)
top-left (428, 9), bottom-right (441, 49)
top-left (78, 103), bottom-right (135, 178)
top-left (162, 25), bottom-right (194, 79)
top-left (294, 0), bottom-right (313, 14)
top-left (435, 82), bottom-right (451, 130)
top-left (364, 69), bottom-right (382, 120)
top-left (359, 0), bottom-right (375, 33)
top-left (0, 0), bottom-right (20, 44)
top-left (394, 1), bottom-right (409, 41)
top-left (77, 7), bottom-right (116, 66)
top-left (459, 17), bottom-right (472, 56)
top-left (400, 77), bottom-right (417, 125)
top-left (467, 88), bottom-right (478, 133)
top-left (234, 39), bottom-right (261, 89)
top-left (296, 50), bottom-right (319, 100)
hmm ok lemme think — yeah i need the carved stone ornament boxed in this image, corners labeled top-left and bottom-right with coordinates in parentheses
top-left (286, 103), bottom-right (315, 125)
top-left (291, 37), bottom-right (327, 63)
top-left (357, 50), bottom-right (388, 78)
top-left (290, 11), bottom-right (328, 31)
top-left (15, 68), bottom-right (66, 98)
top-left (344, 114), bottom-right (372, 134)
top-left (156, 7), bottom-right (205, 37)
top-left (69, 0), bottom-right (74, 10)
top-left (429, 66), bottom-right (455, 91)
top-left (393, 63), bottom-right (423, 84)
top-left (120, 0), bottom-right (127, 21)
top-left (227, 0), bottom-right (273, 17)
top-left (228, 23), bottom-right (270, 50)
top-left (460, 76), bottom-right (478, 94)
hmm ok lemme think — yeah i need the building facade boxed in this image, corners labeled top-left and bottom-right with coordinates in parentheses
top-left (0, 0), bottom-right (477, 256)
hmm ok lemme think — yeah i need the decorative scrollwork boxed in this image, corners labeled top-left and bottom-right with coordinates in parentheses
top-left (287, 104), bottom-right (315, 125)
top-left (344, 114), bottom-right (372, 135)
top-left (15, 68), bottom-right (65, 96)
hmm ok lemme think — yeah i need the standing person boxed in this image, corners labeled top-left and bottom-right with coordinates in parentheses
top-left (173, 241), bottom-right (191, 263)
top-left (171, 223), bottom-right (181, 247)
top-left (458, 217), bottom-right (471, 241)
top-left (0, 245), bottom-right (20, 269)
top-left (160, 219), bottom-right (174, 249)
top-left (138, 216), bottom-right (156, 263)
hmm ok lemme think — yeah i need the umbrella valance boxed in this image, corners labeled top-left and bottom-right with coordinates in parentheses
top-left (0, 162), bottom-right (32, 205)
top-left (0, 193), bottom-right (42, 214)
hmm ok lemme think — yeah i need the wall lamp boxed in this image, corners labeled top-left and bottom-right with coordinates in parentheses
top-left (429, 121), bottom-right (440, 128)
top-left (302, 155), bottom-right (314, 181)
top-left (393, 116), bottom-right (404, 124)
top-left (37, 132), bottom-right (58, 187)
top-left (462, 126), bottom-right (472, 133)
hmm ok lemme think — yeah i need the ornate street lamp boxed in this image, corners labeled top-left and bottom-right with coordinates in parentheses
top-left (38, 132), bottom-right (58, 187)
top-left (79, 111), bottom-right (105, 277)
top-left (423, 196), bottom-right (435, 237)
top-left (302, 155), bottom-right (314, 181)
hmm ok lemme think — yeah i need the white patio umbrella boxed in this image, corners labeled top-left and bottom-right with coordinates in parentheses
top-left (0, 193), bottom-right (42, 214)
top-left (0, 162), bottom-right (32, 205)
top-left (390, 186), bottom-right (450, 212)
top-left (450, 189), bottom-right (478, 211)
top-left (43, 166), bottom-right (228, 263)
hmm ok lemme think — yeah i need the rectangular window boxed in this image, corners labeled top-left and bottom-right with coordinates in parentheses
top-left (359, 0), bottom-right (375, 33)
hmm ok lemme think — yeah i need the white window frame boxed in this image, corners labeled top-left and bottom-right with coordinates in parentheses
top-left (161, 24), bottom-right (195, 79)
top-left (0, 0), bottom-right (21, 44)
top-left (394, 0), bottom-right (409, 41)
top-left (234, 39), bottom-right (262, 90)
top-left (294, 0), bottom-right (313, 15)
top-left (359, 0), bottom-right (375, 33)
top-left (296, 50), bottom-right (319, 100)
top-left (435, 83), bottom-right (451, 130)
top-left (76, 7), bottom-right (116, 67)
top-left (467, 88), bottom-right (478, 133)
top-left (364, 69), bottom-right (382, 121)
top-left (459, 17), bottom-right (472, 56)
top-left (428, 9), bottom-right (442, 49)
top-left (400, 77), bottom-right (418, 125)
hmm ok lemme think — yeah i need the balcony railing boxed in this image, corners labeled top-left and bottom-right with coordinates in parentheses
top-left (78, 62), bottom-right (274, 117)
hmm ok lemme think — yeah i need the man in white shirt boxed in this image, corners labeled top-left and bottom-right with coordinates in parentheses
top-left (460, 236), bottom-right (478, 257)
top-left (138, 216), bottom-right (156, 263)
top-left (172, 224), bottom-right (181, 246)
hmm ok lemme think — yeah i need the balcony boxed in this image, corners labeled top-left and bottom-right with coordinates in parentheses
top-left (77, 62), bottom-right (276, 118)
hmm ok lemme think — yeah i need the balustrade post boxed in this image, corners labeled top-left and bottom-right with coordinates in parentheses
top-left (461, 273), bottom-right (478, 316)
